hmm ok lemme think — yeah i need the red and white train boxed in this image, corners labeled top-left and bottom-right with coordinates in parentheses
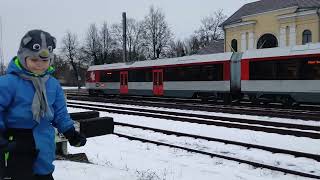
top-left (86, 43), bottom-right (320, 105)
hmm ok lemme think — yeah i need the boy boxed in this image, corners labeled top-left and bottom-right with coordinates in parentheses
top-left (0, 29), bottom-right (86, 180)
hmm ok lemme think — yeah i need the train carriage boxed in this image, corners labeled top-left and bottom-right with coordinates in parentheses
top-left (86, 52), bottom-right (233, 99)
top-left (242, 43), bottom-right (320, 104)
top-left (86, 43), bottom-right (320, 105)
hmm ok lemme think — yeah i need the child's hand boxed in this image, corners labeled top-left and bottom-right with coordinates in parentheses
top-left (63, 127), bottom-right (86, 147)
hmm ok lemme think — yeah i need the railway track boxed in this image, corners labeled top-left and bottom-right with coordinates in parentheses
top-left (114, 133), bottom-right (320, 179)
top-left (66, 109), bottom-right (320, 179)
top-left (67, 94), bottom-right (320, 121)
top-left (66, 91), bottom-right (320, 111)
top-left (114, 121), bottom-right (320, 161)
top-left (67, 101), bottom-right (320, 139)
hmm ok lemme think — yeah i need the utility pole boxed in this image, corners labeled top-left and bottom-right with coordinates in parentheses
top-left (0, 16), bottom-right (5, 75)
top-left (122, 12), bottom-right (127, 63)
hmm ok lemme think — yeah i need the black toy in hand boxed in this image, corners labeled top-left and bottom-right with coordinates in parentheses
top-left (63, 127), bottom-right (86, 147)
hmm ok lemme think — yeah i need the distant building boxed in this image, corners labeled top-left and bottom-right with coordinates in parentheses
top-left (220, 0), bottom-right (320, 52)
top-left (197, 39), bottom-right (225, 55)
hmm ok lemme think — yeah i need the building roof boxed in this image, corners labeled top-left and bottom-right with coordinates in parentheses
top-left (221, 0), bottom-right (320, 27)
top-left (197, 39), bottom-right (225, 55)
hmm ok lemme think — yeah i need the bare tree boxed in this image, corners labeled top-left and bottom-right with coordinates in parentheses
top-left (100, 22), bottom-right (114, 64)
top-left (167, 40), bottom-right (187, 58)
top-left (142, 6), bottom-right (173, 59)
top-left (0, 63), bottom-right (6, 75)
top-left (185, 35), bottom-right (200, 55)
top-left (112, 18), bottom-right (145, 62)
top-left (61, 31), bottom-right (81, 89)
top-left (195, 9), bottom-right (227, 48)
top-left (83, 23), bottom-right (102, 65)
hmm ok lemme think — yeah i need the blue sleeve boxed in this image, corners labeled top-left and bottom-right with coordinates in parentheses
top-left (0, 76), bottom-right (15, 132)
top-left (52, 82), bottom-right (74, 133)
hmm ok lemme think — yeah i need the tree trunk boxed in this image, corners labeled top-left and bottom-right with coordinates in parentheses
top-left (70, 61), bottom-right (80, 90)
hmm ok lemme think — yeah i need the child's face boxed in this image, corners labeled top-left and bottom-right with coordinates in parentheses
top-left (25, 57), bottom-right (50, 74)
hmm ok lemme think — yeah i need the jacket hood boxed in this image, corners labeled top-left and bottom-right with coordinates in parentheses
top-left (6, 57), bottom-right (54, 77)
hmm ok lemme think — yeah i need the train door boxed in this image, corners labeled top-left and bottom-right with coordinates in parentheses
top-left (153, 69), bottom-right (164, 96)
top-left (120, 71), bottom-right (128, 94)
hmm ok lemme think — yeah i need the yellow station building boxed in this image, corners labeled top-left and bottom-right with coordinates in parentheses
top-left (221, 0), bottom-right (320, 52)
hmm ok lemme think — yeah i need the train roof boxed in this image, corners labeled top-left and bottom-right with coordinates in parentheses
top-left (88, 43), bottom-right (320, 71)
top-left (88, 52), bottom-right (233, 71)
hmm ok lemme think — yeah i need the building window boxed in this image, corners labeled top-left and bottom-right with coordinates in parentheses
top-left (257, 33), bottom-right (278, 49)
top-left (302, 30), bottom-right (312, 45)
top-left (231, 39), bottom-right (238, 52)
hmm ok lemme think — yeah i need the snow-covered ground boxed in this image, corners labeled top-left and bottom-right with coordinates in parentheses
top-left (62, 86), bottom-right (80, 90)
top-left (67, 104), bottom-right (320, 154)
top-left (50, 106), bottom-right (320, 180)
top-left (54, 135), bottom-right (315, 180)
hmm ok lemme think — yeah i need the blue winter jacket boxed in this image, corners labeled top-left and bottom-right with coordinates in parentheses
top-left (0, 57), bottom-right (74, 175)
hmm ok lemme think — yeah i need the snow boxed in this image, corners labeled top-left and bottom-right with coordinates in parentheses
top-left (62, 86), bottom-right (79, 90)
top-left (67, 106), bottom-right (320, 155)
top-left (56, 135), bottom-right (316, 180)
top-left (62, 86), bottom-right (86, 90)
top-left (50, 106), bottom-right (320, 180)
top-left (115, 126), bottom-right (320, 176)
top-left (54, 160), bottom-right (134, 180)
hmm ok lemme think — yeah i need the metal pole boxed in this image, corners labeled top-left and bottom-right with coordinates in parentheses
top-left (122, 12), bottom-right (127, 63)
top-left (0, 16), bottom-right (4, 75)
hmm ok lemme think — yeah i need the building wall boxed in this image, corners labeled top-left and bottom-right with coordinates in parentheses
top-left (225, 8), bottom-right (320, 52)
top-left (295, 14), bottom-right (320, 45)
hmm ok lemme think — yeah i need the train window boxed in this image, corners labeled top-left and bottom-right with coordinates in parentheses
top-left (277, 60), bottom-right (299, 80)
top-left (250, 58), bottom-right (320, 80)
top-left (300, 59), bottom-right (320, 80)
top-left (164, 67), bottom-right (179, 81)
top-left (214, 64), bottom-right (224, 80)
top-left (164, 64), bottom-right (223, 81)
top-left (128, 70), bottom-right (136, 81)
top-left (200, 66), bottom-right (212, 80)
top-left (183, 66), bottom-right (195, 81)
top-left (249, 60), bottom-right (277, 80)
top-left (177, 67), bottom-right (186, 80)
top-left (100, 71), bottom-right (107, 82)
top-left (153, 72), bottom-right (157, 85)
top-left (100, 71), bottom-right (120, 82)
top-left (145, 69), bottom-right (152, 82)
top-left (129, 69), bottom-right (152, 82)
top-left (159, 72), bottom-right (163, 85)
top-left (124, 74), bottom-right (128, 85)
top-left (164, 68), bottom-right (172, 81)
top-left (120, 74), bottom-right (123, 85)
top-left (200, 64), bottom-right (223, 81)
top-left (189, 66), bottom-right (201, 81)
top-left (250, 60), bottom-right (299, 80)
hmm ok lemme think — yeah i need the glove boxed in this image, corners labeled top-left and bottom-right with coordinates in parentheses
top-left (63, 127), bottom-right (86, 147)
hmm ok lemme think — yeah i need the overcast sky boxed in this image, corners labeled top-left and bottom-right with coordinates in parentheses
top-left (0, 0), bottom-right (256, 64)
